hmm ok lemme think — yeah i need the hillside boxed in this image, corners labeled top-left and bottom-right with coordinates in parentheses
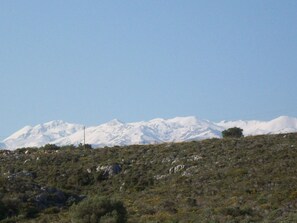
top-left (1, 133), bottom-right (297, 222)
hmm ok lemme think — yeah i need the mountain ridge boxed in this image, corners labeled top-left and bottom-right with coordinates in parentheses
top-left (2, 116), bottom-right (297, 150)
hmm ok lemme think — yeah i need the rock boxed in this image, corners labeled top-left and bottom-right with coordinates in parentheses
top-left (24, 159), bottom-right (30, 164)
top-left (154, 174), bottom-right (168, 180)
top-left (96, 164), bottom-right (122, 178)
top-left (169, 164), bottom-right (185, 174)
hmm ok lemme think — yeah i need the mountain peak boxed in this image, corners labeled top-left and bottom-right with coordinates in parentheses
top-left (168, 116), bottom-right (200, 126)
top-left (273, 116), bottom-right (295, 122)
top-left (2, 115), bottom-right (297, 150)
top-left (44, 120), bottom-right (67, 125)
top-left (3, 120), bottom-right (84, 149)
top-left (104, 119), bottom-right (124, 126)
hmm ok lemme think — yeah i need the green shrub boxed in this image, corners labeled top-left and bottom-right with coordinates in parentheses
top-left (43, 206), bottom-right (60, 214)
top-left (222, 127), bottom-right (243, 138)
top-left (222, 206), bottom-right (254, 217)
top-left (0, 199), bottom-right (8, 220)
top-left (42, 144), bottom-right (60, 151)
top-left (70, 196), bottom-right (127, 223)
top-left (1, 197), bottom-right (20, 218)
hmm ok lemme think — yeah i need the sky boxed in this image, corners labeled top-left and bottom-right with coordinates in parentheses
top-left (1, 1), bottom-right (297, 139)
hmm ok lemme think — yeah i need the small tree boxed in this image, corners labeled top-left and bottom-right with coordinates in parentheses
top-left (222, 127), bottom-right (243, 138)
top-left (42, 144), bottom-right (60, 151)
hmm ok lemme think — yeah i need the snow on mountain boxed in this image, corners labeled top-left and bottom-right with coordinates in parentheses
top-left (144, 116), bottom-right (223, 142)
top-left (2, 116), bottom-right (297, 150)
top-left (54, 116), bottom-right (223, 148)
top-left (216, 116), bottom-right (297, 136)
top-left (3, 120), bottom-right (84, 149)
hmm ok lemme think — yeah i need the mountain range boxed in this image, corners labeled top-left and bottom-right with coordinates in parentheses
top-left (1, 116), bottom-right (297, 150)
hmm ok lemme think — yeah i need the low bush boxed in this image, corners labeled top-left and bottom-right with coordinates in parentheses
top-left (70, 196), bottom-right (127, 223)
top-left (222, 127), bottom-right (243, 138)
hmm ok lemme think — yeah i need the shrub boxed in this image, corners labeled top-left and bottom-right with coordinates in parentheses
top-left (221, 206), bottom-right (254, 217)
top-left (1, 197), bottom-right (20, 218)
top-left (70, 196), bottom-right (127, 223)
top-left (42, 144), bottom-right (60, 151)
top-left (0, 199), bottom-right (8, 220)
top-left (222, 127), bottom-right (243, 138)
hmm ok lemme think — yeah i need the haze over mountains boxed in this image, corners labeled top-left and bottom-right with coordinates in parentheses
top-left (1, 116), bottom-right (297, 150)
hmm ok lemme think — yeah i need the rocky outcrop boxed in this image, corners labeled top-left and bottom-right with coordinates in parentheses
top-left (96, 164), bottom-right (122, 179)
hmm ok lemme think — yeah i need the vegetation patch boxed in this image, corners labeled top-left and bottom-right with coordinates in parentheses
top-left (0, 133), bottom-right (297, 222)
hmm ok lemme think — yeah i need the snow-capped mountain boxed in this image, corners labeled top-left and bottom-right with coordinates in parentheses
top-left (216, 116), bottom-right (297, 136)
top-left (1, 116), bottom-right (297, 150)
top-left (54, 116), bottom-right (224, 148)
top-left (3, 120), bottom-right (84, 149)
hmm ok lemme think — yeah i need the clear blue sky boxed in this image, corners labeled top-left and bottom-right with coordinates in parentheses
top-left (1, 1), bottom-right (297, 139)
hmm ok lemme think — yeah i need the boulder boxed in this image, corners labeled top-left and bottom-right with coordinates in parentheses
top-left (96, 164), bottom-right (122, 178)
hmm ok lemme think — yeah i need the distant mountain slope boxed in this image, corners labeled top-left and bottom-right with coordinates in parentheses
top-left (2, 116), bottom-right (297, 150)
top-left (54, 116), bottom-right (224, 148)
top-left (3, 120), bottom-right (84, 149)
top-left (216, 116), bottom-right (297, 136)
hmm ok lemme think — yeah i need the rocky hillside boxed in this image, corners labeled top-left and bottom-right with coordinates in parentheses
top-left (1, 133), bottom-right (297, 222)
